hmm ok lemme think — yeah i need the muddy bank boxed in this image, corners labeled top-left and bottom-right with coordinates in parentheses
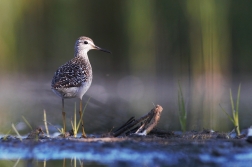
top-left (1, 131), bottom-right (252, 167)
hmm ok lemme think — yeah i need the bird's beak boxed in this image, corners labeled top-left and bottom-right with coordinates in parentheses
top-left (93, 45), bottom-right (111, 53)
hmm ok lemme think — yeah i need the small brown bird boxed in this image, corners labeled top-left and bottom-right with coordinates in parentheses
top-left (51, 36), bottom-right (111, 137)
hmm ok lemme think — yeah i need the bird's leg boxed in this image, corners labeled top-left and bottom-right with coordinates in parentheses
top-left (62, 98), bottom-right (66, 136)
top-left (79, 99), bottom-right (87, 138)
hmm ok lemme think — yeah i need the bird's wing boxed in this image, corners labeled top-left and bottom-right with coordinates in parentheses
top-left (51, 57), bottom-right (89, 89)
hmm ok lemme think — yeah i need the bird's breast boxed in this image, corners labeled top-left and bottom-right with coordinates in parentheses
top-left (76, 76), bottom-right (92, 99)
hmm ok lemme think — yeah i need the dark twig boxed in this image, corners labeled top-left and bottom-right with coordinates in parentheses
top-left (113, 105), bottom-right (163, 137)
top-left (114, 117), bottom-right (135, 132)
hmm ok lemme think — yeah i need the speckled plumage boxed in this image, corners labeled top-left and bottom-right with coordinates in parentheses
top-left (51, 36), bottom-right (110, 100)
top-left (51, 56), bottom-right (92, 99)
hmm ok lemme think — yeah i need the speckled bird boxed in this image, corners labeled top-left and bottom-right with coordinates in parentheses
top-left (51, 36), bottom-right (111, 137)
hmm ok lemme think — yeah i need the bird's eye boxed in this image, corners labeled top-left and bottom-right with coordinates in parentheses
top-left (84, 41), bottom-right (88, 44)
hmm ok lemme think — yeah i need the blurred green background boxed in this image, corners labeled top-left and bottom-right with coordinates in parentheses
top-left (0, 0), bottom-right (252, 134)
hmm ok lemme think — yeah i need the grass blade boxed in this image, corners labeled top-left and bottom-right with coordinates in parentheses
top-left (221, 84), bottom-right (241, 136)
top-left (74, 102), bottom-right (77, 136)
top-left (177, 81), bottom-right (186, 132)
top-left (22, 116), bottom-right (33, 131)
top-left (77, 97), bottom-right (91, 130)
top-left (43, 110), bottom-right (50, 137)
top-left (3, 128), bottom-right (13, 140)
top-left (236, 84), bottom-right (241, 114)
top-left (13, 158), bottom-right (21, 167)
top-left (46, 121), bottom-right (63, 134)
top-left (234, 84), bottom-right (241, 136)
top-left (219, 104), bottom-right (234, 124)
top-left (229, 89), bottom-right (235, 119)
top-left (12, 123), bottom-right (22, 141)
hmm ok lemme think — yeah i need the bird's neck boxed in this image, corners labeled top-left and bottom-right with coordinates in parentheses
top-left (74, 49), bottom-right (89, 59)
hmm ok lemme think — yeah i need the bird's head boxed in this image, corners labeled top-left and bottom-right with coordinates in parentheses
top-left (74, 36), bottom-right (111, 57)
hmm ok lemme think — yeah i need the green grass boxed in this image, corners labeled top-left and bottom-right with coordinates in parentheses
top-left (3, 99), bottom-right (92, 140)
top-left (177, 81), bottom-right (187, 132)
top-left (71, 98), bottom-right (90, 137)
top-left (43, 110), bottom-right (50, 137)
top-left (71, 103), bottom-right (78, 137)
top-left (22, 115), bottom-right (33, 131)
top-left (220, 84), bottom-right (241, 136)
top-left (11, 123), bottom-right (22, 141)
top-left (3, 116), bottom-right (32, 141)
top-left (2, 126), bottom-right (14, 141)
